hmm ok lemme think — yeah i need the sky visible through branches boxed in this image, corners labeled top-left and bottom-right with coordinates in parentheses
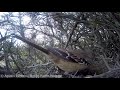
top-left (0, 12), bottom-right (46, 45)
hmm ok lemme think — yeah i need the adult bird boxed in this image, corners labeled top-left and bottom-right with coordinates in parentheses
top-left (13, 35), bottom-right (92, 73)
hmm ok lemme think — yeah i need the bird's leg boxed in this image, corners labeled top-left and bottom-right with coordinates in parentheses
top-left (63, 71), bottom-right (79, 78)
top-left (73, 69), bottom-right (79, 77)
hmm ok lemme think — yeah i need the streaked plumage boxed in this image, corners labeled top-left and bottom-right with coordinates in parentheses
top-left (47, 47), bottom-right (89, 72)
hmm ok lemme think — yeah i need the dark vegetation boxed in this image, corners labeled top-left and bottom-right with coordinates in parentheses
top-left (0, 12), bottom-right (120, 78)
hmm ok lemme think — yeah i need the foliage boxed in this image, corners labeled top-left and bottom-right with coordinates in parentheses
top-left (0, 12), bottom-right (120, 78)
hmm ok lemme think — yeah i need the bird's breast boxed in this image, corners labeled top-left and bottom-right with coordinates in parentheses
top-left (48, 54), bottom-right (87, 72)
top-left (56, 60), bottom-right (88, 72)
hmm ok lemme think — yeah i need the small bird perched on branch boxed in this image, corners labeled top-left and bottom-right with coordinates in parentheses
top-left (0, 34), bottom-right (109, 77)
top-left (12, 35), bottom-right (92, 74)
top-left (1, 34), bottom-right (96, 76)
top-left (47, 47), bottom-right (90, 73)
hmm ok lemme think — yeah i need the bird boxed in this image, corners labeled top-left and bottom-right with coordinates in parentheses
top-left (12, 35), bottom-right (92, 74)
top-left (1, 34), bottom-right (108, 76)
top-left (47, 47), bottom-right (90, 73)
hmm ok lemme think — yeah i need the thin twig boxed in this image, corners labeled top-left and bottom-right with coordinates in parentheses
top-left (26, 62), bottom-right (52, 68)
top-left (115, 54), bottom-right (120, 67)
top-left (100, 55), bottom-right (111, 71)
top-left (65, 15), bottom-right (80, 48)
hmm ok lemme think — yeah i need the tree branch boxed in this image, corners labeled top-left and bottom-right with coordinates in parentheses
top-left (65, 15), bottom-right (81, 48)
top-left (88, 68), bottom-right (120, 78)
top-left (12, 34), bottom-right (49, 55)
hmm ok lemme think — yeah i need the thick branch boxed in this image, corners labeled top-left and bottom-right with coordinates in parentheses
top-left (0, 34), bottom-right (49, 55)
top-left (89, 68), bottom-right (120, 78)
top-left (12, 35), bottom-right (49, 55)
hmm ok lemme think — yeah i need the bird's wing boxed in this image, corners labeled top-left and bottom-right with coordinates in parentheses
top-left (47, 47), bottom-right (89, 65)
